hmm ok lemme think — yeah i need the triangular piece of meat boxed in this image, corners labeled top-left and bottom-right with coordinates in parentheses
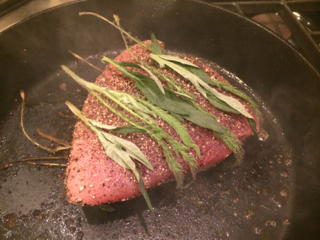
top-left (65, 41), bottom-right (259, 206)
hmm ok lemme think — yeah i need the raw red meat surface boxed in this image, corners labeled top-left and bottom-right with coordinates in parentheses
top-left (65, 41), bottom-right (259, 206)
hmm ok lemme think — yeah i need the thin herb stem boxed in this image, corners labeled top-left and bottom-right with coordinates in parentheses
top-left (112, 16), bottom-right (192, 101)
top-left (68, 50), bottom-right (103, 72)
top-left (36, 129), bottom-right (71, 147)
top-left (1, 156), bottom-right (67, 169)
top-left (79, 12), bottom-right (149, 50)
top-left (26, 162), bottom-right (67, 167)
top-left (20, 90), bottom-right (71, 154)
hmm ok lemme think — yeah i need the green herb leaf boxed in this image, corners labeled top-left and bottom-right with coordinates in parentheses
top-left (88, 119), bottom-right (146, 134)
top-left (170, 112), bottom-right (184, 122)
top-left (207, 93), bottom-right (240, 114)
top-left (119, 61), bottom-right (143, 69)
top-left (143, 63), bottom-right (196, 101)
top-left (99, 131), bottom-right (153, 211)
top-left (99, 131), bottom-right (154, 171)
top-left (86, 119), bottom-right (153, 170)
top-left (96, 132), bottom-right (131, 169)
top-left (156, 54), bottom-right (198, 67)
top-left (134, 76), bottom-right (227, 133)
top-left (150, 32), bottom-right (163, 55)
top-left (183, 66), bottom-right (213, 85)
top-left (139, 64), bottom-right (165, 95)
top-left (135, 168), bottom-right (153, 212)
top-left (150, 54), bottom-right (207, 97)
top-left (247, 118), bottom-right (258, 137)
top-left (187, 65), bottom-right (262, 121)
top-left (114, 126), bottom-right (147, 134)
top-left (204, 84), bottom-right (253, 119)
top-left (151, 54), bottom-right (255, 121)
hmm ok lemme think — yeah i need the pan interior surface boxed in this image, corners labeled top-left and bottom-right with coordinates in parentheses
top-left (0, 51), bottom-right (292, 239)
top-left (0, 0), bottom-right (320, 239)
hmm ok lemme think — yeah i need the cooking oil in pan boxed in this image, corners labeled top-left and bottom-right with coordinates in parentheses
top-left (0, 51), bottom-right (293, 239)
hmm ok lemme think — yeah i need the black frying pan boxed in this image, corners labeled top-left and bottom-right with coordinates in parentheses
top-left (1, 1), bottom-right (320, 239)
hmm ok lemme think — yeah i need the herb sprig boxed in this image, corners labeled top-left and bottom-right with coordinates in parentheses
top-left (20, 90), bottom-right (71, 154)
top-left (101, 56), bottom-right (245, 160)
top-left (62, 66), bottom-right (197, 188)
top-left (85, 13), bottom-right (257, 156)
top-left (65, 101), bottom-right (154, 211)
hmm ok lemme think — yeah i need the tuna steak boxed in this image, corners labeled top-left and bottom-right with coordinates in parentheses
top-left (65, 41), bottom-right (259, 206)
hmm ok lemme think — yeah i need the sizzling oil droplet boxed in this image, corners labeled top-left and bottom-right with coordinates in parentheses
top-left (245, 210), bottom-right (255, 220)
top-left (254, 227), bottom-right (264, 235)
top-left (265, 220), bottom-right (277, 227)
top-left (272, 197), bottom-right (282, 208)
top-left (258, 128), bottom-right (269, 141)
top-left (285, 159), bottom-right (292, 166)
top-left (280, 170), bottom-right (288, 178)
top-left (280, 189), bottom-right (288, 197)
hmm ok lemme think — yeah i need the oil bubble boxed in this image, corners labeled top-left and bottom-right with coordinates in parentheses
top-left (265, 220), bottom-right (277, 227)
top-left (245, 210), bottom-right (255, 220)
top-left (258, 128), bottom-right (269, 141)
top-left (285, 159), bottom-right (292, 166)
top-left (280, 170), bottom-right (288, 178)
top-left (254, 227), bottom-right (264, 235)
top-left (280, 189), bottom-right (288, 197)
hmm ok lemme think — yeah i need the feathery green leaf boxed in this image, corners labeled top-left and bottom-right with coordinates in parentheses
top-left (140, 100), bottom-right (201, 158)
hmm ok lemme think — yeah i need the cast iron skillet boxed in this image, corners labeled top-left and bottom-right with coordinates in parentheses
top-left (1, 0), bottom-right (320, 239)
